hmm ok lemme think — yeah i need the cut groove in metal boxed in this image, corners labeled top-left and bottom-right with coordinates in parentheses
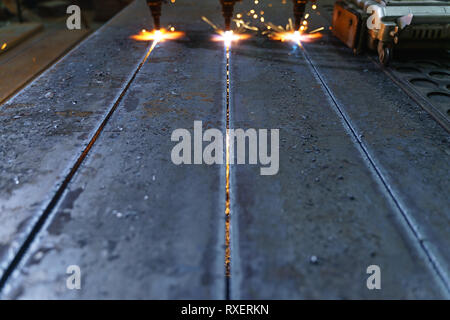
top-left (224, 44), bottom-right (232, 300)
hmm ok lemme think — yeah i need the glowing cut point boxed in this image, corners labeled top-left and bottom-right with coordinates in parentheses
top-left (279, 30), bottom-right (302, 45)
top-left (292, 30), bottom-right (302, 45)
top-left (131, 28), bottom-right (184, 42)
top-left (270, 30), bottom-right (322, 46)
top-left (154, 30), bottom-right (163, 42)
top-left (213, 30), bottom-right (251, 48)
top-left (224, 30), bottom-right (233, 48)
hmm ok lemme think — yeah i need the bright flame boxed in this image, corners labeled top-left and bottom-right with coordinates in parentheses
top-left (263, 19), bottom-right (323, 46)
top-left (130, 28), bottom-right (184, 42)
top-left (223, 30), bottom-right (234, 48)
top-left (202, 16), bottom-right (252, 48)
top-left (310, 26), bottom-right (324, 34)
top-left (213, 30), bottom-right (251, 48)
top-left (130, 28), bottom-right (185, 62)
top-left (270, 30), bottom-right (322, 46)
top-left (1, 43), bottom-right (6, 50)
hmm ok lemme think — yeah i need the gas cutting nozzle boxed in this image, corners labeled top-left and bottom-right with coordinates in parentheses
top-left (147, 0), bottom-right (162, 30)
top-left (220, 0), bottom-right (238, 31)
top-left (292, 0), bottom-right (308, 31)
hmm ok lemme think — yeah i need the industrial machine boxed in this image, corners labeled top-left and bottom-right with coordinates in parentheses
top-left (332, 0), bottom-right (450, 65)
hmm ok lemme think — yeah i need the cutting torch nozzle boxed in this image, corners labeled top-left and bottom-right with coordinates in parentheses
top-left (292, 0), bottom-right (308, 30)
top-left (220, 0), bottom-right (238, 31)
top-left (147, 0), bottom-right (163, 30)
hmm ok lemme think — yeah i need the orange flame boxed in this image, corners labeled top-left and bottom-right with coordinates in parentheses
top-left (270, 30), bottom-right (322, 45)
top-left (130, 28), bottom-right (184, 42)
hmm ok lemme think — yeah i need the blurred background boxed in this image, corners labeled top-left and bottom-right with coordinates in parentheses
top-left (0, 0), bottom-right (135, 103)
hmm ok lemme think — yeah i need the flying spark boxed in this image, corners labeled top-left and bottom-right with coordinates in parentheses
top-left (202, 16), bottom-right (252, 48)
top-left (263, 19), bottom-right (323, 46)
top-left (213, 30), bottom-right (251, 48)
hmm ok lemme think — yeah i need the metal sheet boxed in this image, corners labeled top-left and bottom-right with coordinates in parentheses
top-left (1, 0), bottom-right (226, 299)
top-left (302, 9), bottom-right (450, 291)
top-left (230, 38), bottom-right (445, 299)
top-left (0, 0), bottom-right (152, 282)
top-left (0, 0), bottom-right (448, 299)
top-left (227, 0), bottom-right (447, 299)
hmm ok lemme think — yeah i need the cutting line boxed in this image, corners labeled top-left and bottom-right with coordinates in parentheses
top-left (0, 39), bottom-right (160, 292)
top-left (224, 44), bottom-right (232, 300)
top-left (298, 44), bottom-right (450, 295)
